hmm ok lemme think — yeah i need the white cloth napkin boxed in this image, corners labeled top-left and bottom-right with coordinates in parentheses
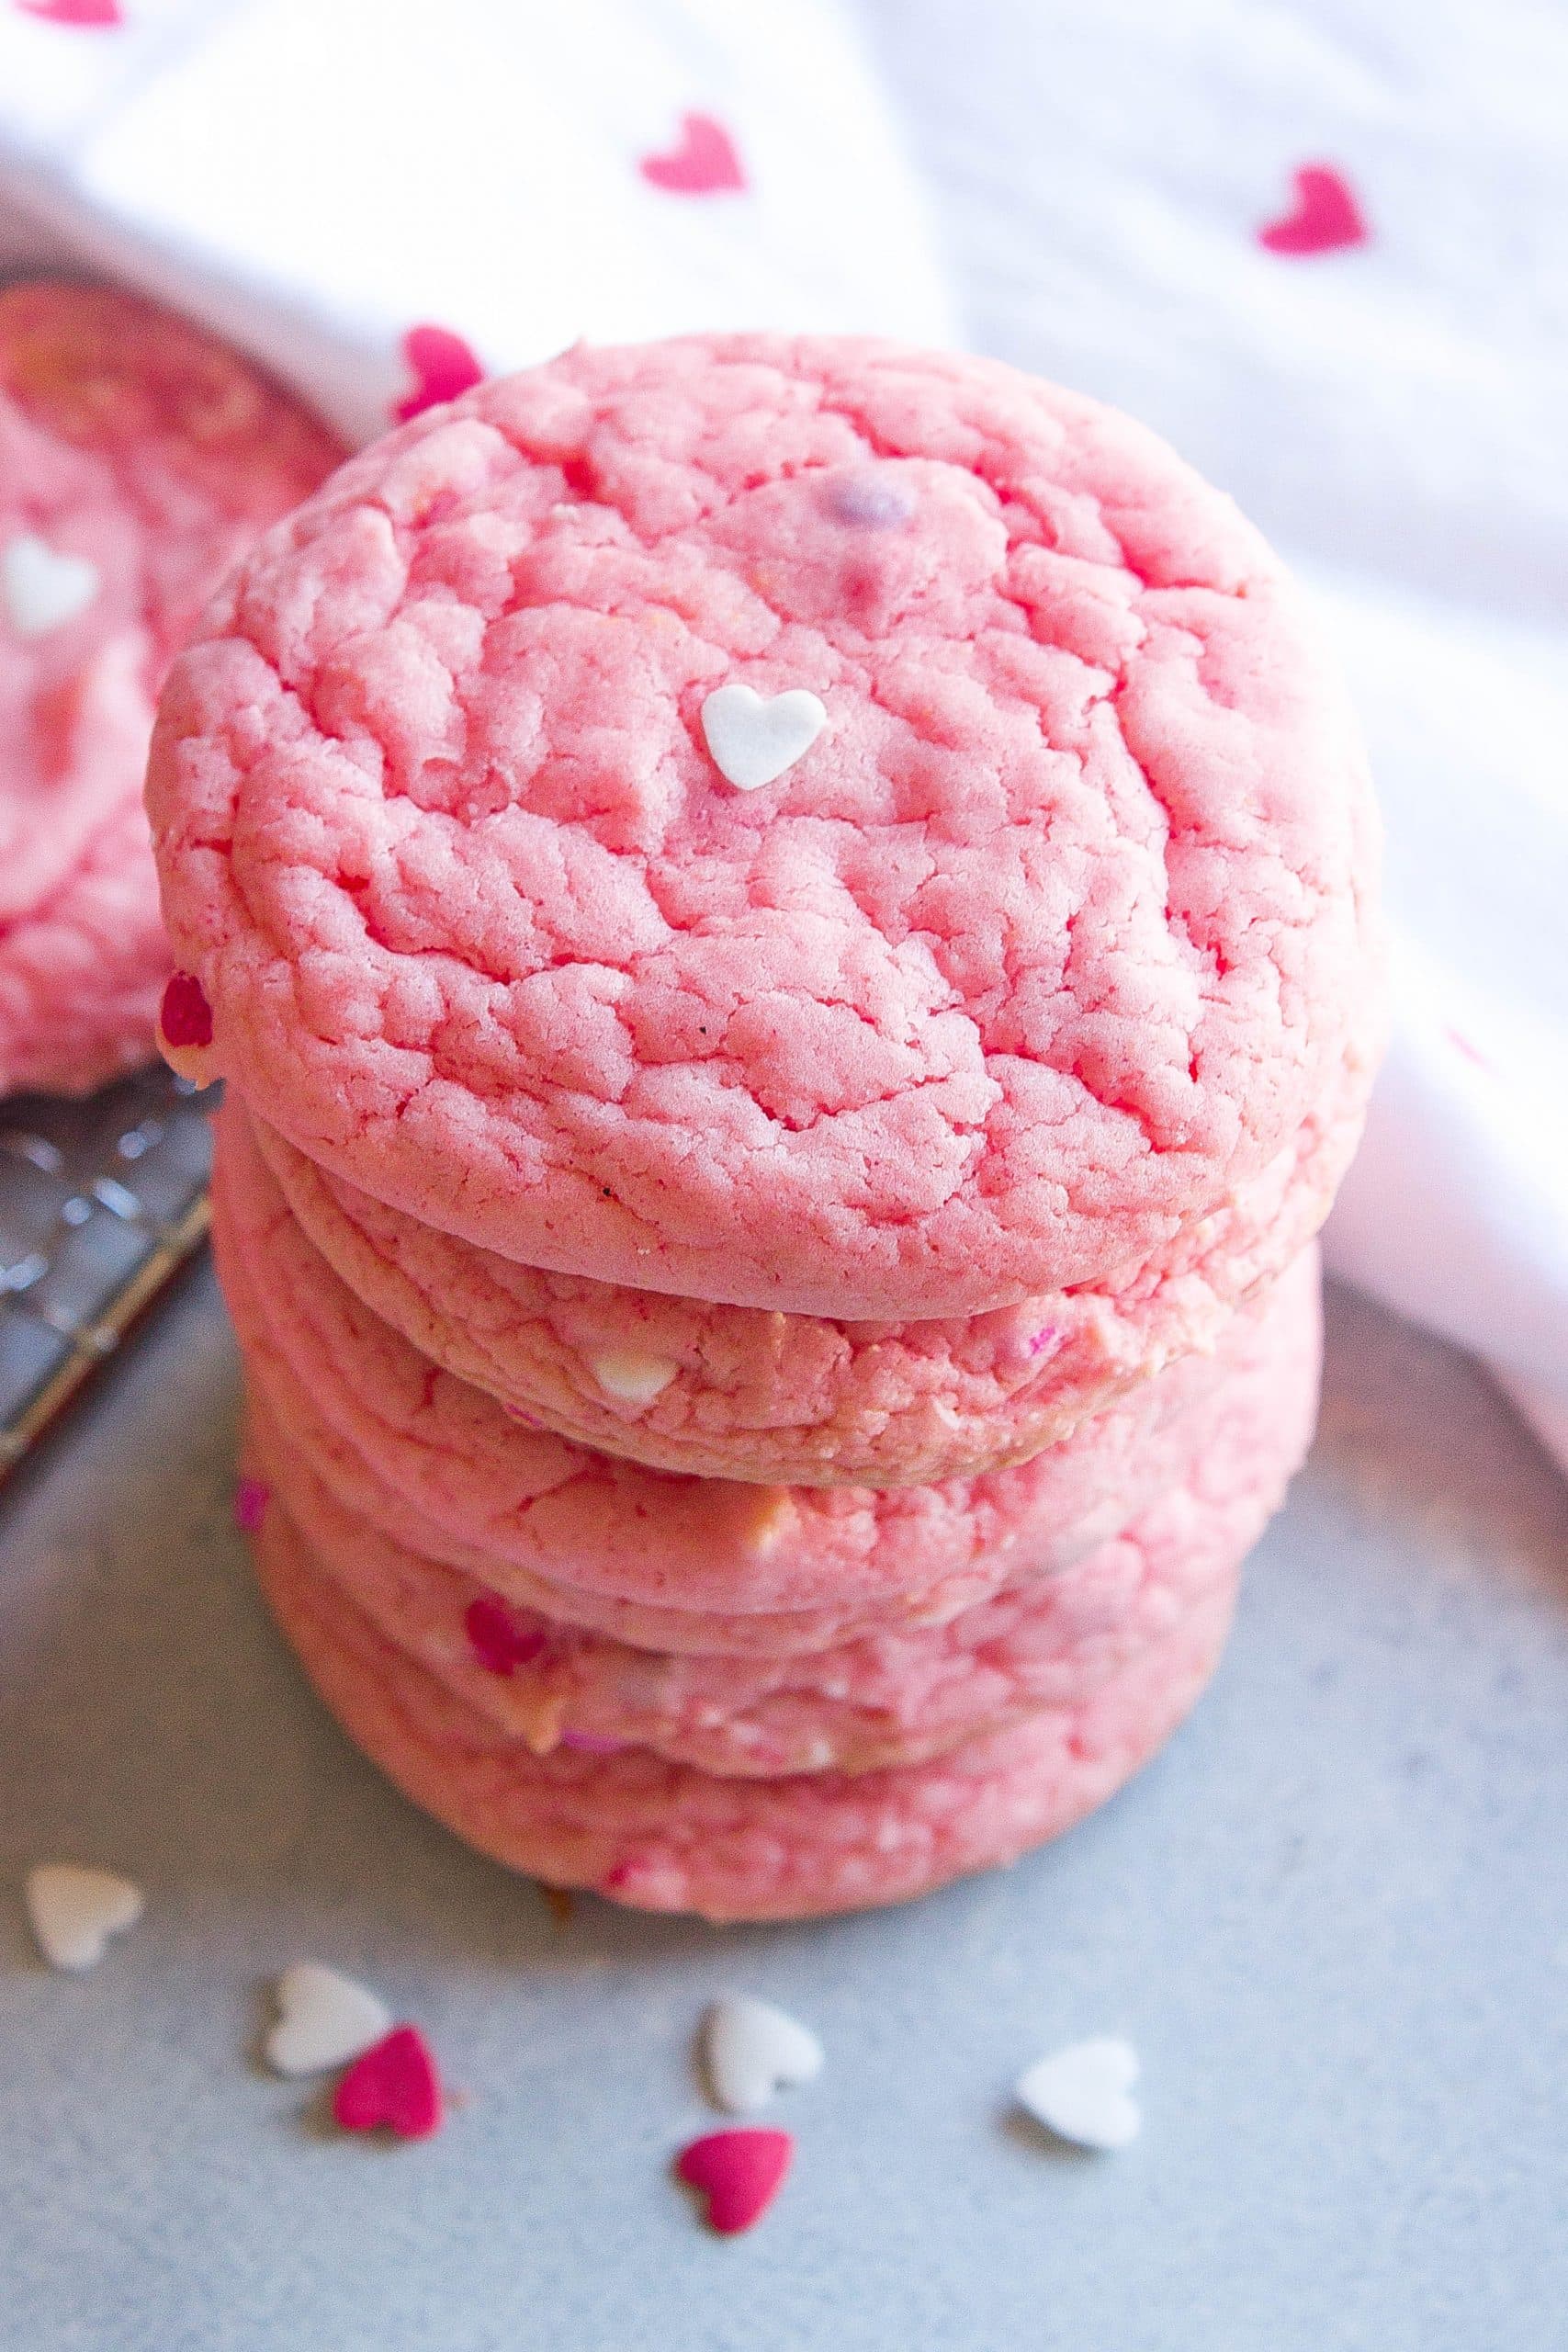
top-left (849, 0), bottom-right (1568, 1477)
top-left (0, 0), bottom-right (954, 438)
top-left (2, 0), bottom-right (1562, 1475)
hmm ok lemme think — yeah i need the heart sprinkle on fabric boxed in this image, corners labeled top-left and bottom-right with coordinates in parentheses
top-left (394, 325), bottom-right (485, 424)
top-left (701, 684), bottom-right (828, 791)
top-left (1258, 165), bottom-right (1368, 257)
top-left (158, 972), bottom-right (212, 1049)
top-left (26, 1863), bottom-right (143, 1972)
top-left (1447, 1026), bottom-right (1491, 1070)
top-left (1016, 2036), bottom-right (1142, 2152)
top-left (332, 2025), bottom-right (444, 2140)
top-left (676, 2129), bottom-right (793, 2234)
top-left (232, 1476), bottom-right (269, 1534)
top-left (2, 535), bottom-right (99, 637)
top-left (17, 0), bottom-right (124, 25)
top-left (266, 1963), bottom-right (392, 2078)
top-left (638, 112), bottom-right (746, 197)
top-left (703, 1996), bottom-right (824, 2115)
top-left (464, 1594), bottom-right (547, 1678)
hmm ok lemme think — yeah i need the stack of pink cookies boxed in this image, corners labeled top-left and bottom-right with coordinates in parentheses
top-left (147, 336), bottom-right (1381, 1920)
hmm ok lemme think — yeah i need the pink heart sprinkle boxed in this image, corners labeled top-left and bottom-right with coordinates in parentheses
top-left (232, 1476), bottom-right (269, 1534)
top-left (1027, 1326), bottom-right (1061, 1359)
top-left (332, 2025), bottom-right (444, 2141)
top-left (638, 112), bottom-right (746, 197)
top-left (159, 971), bottom-right (211, 1049)
top-left (1258, 164), bottom-right (1368, 257)
top-left (464, 1594), bottom-right (547, 1678)
top-left (1446, 1026), bottom-right (1491, 1070)
top-left (676, 2129), bottom-right (793, 2234)
top-left (17, 0), bottom-right (124, 24)
top-left (394, 325), bottom-right (485, 424)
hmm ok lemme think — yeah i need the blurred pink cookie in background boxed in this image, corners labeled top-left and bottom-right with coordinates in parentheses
top-left (0, 280), bottom-right (342, 1095)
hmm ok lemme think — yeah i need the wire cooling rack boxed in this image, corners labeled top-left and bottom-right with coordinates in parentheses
top-left (0, 1067), bottom-right (212, 1479)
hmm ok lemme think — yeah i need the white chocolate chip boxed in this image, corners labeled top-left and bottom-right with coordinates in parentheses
top-left (587, 1350), bottom-right (679, 1408)
top-left (742, 1491), bottom-right (797, 1555)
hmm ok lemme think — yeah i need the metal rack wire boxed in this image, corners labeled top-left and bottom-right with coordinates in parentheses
top-left (0, 1066), bottom-right (212, 1478)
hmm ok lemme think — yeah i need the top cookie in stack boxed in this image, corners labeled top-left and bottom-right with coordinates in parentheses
top-left (149, 334), bottom-right (1379, 1488)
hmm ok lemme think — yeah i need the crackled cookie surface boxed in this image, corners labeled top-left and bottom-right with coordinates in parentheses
top-left (212, 1097), bottom-right (1321, 1655)
top-left (0, 279), bottom-right (342, 1095)
top-left (149, 334), bottom-right (1377, 1312)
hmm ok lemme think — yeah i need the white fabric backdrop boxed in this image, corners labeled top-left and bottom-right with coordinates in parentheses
top-left (846, 0), bottom-right (1568, 1475)
top-left (1, 0), bottom-right (1562, 1474)
top-left (0, 0), bottom-right (955, 433)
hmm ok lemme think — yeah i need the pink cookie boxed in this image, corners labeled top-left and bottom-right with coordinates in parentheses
top-left (0, 280), bottom-right (342, 1095)
top-left (243, 1317), bottom-right (1310, 1774)
top-left (212, 1097), bottom-right (1320, 1657)
top-left (148, 334), bottom-right (1379, 1315)
top-left (255, 1490), bottom-right (1238, 1920)
top-left (248, 1035), bottom-right (1357, 1485)
top-left (0, 793), bottom-right (168, 1097)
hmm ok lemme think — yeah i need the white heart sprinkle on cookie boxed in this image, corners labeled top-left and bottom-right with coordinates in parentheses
top-left (265, 1962), bottom-right (392, 2077)
top-left (703, 1996), bottom-right (824, 2114)
top-left (1016, 2036), bottom-right (1142, 2152)
top-left (700, 684), bottom-right (827, 791)
top-left (2, 534), bottom-right (100, 638)
top-left (588, 1349), bottom-right (679, 1408)
top-left (26, 1863), bottom-right (144, 1973)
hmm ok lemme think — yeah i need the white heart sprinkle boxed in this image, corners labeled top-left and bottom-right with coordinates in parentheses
top-left (1016, 2036), bottom-right (1142, 2152)
top-left (588, 1349), bottom-right (679, 1408)
top-left (265, 1962), bottom-right (392, 2077)
top-left (2, 534), bottom-right (99, 639)
top-left (700, 684), bottom-right (828, 791)
top-left (25, 1863), bottom-right (143, 1973)
top-left (703, 1995), bottom-right (825, 2115)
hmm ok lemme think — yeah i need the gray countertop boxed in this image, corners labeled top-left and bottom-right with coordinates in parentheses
top-left (3, 1262), bottom-right (1565, 2351)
